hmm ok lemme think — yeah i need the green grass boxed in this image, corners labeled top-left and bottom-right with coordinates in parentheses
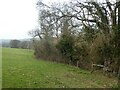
top-left (0, 47), bottom-right (2, 89)
top-left (2, 48), bottom-right (118, 88)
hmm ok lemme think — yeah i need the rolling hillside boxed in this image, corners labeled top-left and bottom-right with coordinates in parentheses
top-left (2, 48), bottom-right (117, 88)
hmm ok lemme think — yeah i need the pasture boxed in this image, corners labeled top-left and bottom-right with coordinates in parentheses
top-left (2, 48), bottom-right (117, 88)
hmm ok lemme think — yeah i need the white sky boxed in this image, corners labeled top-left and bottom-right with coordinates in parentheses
top-left (0, 0), bottom-right (39, 39)
top-left (0, 0), bottom-right (115, 39)
top-left (0, 0), bottom-right (69, 39)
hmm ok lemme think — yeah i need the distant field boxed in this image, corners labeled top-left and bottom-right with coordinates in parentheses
top-left (2, 48), bottom-right (117, 88)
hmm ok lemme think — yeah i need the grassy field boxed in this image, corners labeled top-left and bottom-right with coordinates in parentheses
top-left (0, 47), bottom-right (2, 89)
top-left (2, 48), bottom-right (117, 88)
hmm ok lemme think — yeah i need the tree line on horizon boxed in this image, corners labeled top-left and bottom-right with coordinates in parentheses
top-left (2, 39), bottom-right (33, 49)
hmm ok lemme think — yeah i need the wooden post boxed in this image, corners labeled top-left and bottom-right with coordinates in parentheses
top-left (118, 66), bottom-right (120, 87)
top-left (76, 60), bottom-right (79, 67)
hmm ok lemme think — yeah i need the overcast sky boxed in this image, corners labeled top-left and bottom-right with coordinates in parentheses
top-left (0, 0), bottom-right (115, 39)
top-left (0, 0), bottom-right (38, 39)
top-left (0, 0), bottom-right (70, 39)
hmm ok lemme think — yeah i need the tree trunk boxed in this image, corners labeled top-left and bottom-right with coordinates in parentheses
top-left (117, 1), bottom-right (120, 86)
top-left (69, 60), bottom-right (71, 65)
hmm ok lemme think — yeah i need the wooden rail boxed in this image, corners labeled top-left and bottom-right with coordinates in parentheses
top-left (91, 64), bottom-right (112, 73)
